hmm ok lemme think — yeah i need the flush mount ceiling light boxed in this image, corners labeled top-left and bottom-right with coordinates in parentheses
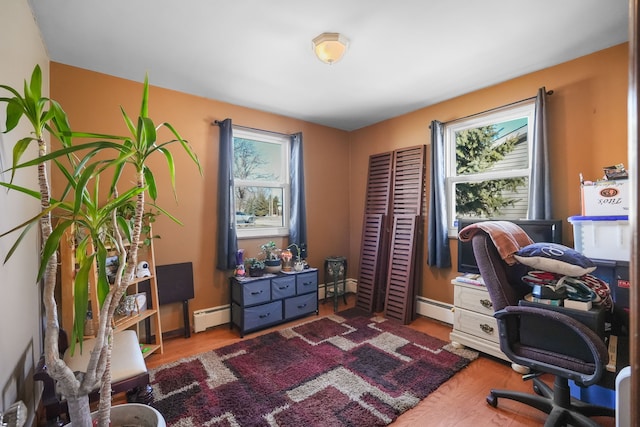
top-left (312, 32), bottom-right (349, 65)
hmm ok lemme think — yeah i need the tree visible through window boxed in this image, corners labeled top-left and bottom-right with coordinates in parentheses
top-left (446, 101), bottom-right (534, 235)
top-left (233, 128), bottom-right (290, 238)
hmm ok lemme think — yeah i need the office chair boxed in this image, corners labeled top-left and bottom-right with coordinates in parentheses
top-left (466, 222), bottom-right (615, 427)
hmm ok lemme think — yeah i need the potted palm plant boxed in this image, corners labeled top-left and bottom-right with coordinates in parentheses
top-left (0, 66), bottom-right (201, 426)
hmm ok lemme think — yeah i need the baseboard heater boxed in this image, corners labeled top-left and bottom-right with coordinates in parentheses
top-left (193, 281), bottom-right (454, 332)
top-left (193, 305), bottom-right (230, 333)
top-left (415, 296), bottom-right (454, 325)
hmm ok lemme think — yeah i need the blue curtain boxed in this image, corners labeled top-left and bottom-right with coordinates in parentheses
top-left (427, 120), bottom-right (451, 267)
top-left (216, 118), bottom-right (238, 270)
top-left (289, 132), bottom-right (308, 258)
top-left (528, 87), bottom-right (552, 219)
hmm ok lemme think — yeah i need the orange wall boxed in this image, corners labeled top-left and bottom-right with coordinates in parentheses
top-left (50, 63), bottom-right (350, 333)
top-left (348, 43), bottom-right (629, 304)
top-left (50, 43), bottom-right (629, 331)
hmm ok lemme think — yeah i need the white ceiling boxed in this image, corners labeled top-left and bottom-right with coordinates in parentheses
top-left (28, 0), bottom-right (628, 131)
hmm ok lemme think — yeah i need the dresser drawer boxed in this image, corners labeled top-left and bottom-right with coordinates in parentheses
top-left (296, 271), bottom-right (318, 294)
top-left (235, 300), bottom-right (283, 332)
top-left (453, 307), bottom-right (500, 344)
top-left (272, 275), bottom-right (296, 299)
top-left (284, 292), bottom-right (317, 319)
top-left (454, 284), bottom-right (494, 315)
top-left (232, 278), bottom-right (271, 306)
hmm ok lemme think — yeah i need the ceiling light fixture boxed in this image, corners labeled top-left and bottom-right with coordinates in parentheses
top-left (312, 32), bottom-right (349, 65)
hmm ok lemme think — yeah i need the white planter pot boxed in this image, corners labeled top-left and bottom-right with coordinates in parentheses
top-left (68, 403), bottom-right (165, 427)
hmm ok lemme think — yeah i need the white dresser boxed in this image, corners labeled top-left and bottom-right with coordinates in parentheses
top-left (449, 278), bottom-right (509, 361)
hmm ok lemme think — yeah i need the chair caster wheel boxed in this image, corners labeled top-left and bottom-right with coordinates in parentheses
top-left (486, 394), bottom-right (498, 408)
top-left (533, 383), bottom-right (543, 396)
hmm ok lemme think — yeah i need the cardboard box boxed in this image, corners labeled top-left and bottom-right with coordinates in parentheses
top-left (581, 179), bottom-right (629, 216)
top-left (568, 215), bottom-right (630, 262)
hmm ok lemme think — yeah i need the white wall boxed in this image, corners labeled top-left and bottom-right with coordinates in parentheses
top-left (0, 0), bottom-right (49, 424)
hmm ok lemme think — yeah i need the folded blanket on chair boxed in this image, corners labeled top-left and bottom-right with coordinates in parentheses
top-left (458, 220), bottom-right (534, 265)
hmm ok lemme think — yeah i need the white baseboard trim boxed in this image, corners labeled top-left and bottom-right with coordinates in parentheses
top-left (193, 305), bottom-right (230, 332)
top-left (415, 296), bottom-right (453, 325)
top-left (191, 280), bottom-right (453, 332)
top-left (319, 277), bottom-right (358, 299)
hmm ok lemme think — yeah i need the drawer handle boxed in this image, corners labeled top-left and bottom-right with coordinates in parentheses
top-left (303, 281), bottom-right (314, 286)
top-left (278, 285), bottom-right (289, 290)
top-left (479, 323), bottom-right (494, 335)
top-left (259, 312), bottom-right (271, 319)
top-left (297, 303), bottom-right (307, 309)
top-left (480, 299), bottom-right (493, 309)
top-left (251, 290), bottom-right (264, 295)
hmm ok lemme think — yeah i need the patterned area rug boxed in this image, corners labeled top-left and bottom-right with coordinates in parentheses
top-left (149, 308), bottom-right (477, 426)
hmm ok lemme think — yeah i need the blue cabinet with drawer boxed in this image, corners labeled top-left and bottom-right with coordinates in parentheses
top-left (230, 269), bottom-right (318, 337)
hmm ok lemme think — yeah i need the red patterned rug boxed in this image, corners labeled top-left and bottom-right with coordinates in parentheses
top-left (149, 308), bottom-right (477, 426)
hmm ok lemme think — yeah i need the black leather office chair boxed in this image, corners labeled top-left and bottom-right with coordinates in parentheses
top-left (465, 222), bottom-right (615, 427)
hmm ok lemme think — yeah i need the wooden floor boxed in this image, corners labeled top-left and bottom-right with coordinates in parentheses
top-left (143, 294), bottom-right (615, 427)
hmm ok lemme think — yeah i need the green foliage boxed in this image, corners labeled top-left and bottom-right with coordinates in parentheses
top-left (260, 241), bottom-right (281, 260)
top-left (248, 190), bottom-right (270, 216)
top-left (1, 66), bottom-right (202, 353)
top-left (455, 125), bottom-right (524, 217)
top-left (456, 178), bottom-right (525, 217)
top-left (245, 257), bottom-right (265, 269)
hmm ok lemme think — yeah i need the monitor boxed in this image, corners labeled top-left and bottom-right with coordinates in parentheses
top-left (457, 218), bottom-right (563, 275)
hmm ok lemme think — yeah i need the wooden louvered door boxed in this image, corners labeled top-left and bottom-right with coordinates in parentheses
top-left (384, 145), bottom-right (426, 324)
top-left (384, 215), bottom-right (419, 323)
top-left (355, 153), bottom-right (393, 313)
top-left (355, 214), bottom-right (385, 312)
top-left (392, 146), bottom-right (426, 216)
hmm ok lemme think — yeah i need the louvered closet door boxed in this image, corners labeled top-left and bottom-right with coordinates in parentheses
top-left (355, 214), bottom-right (385, 313)
top-left (392, 146), bottom-right (426, 216)
top-left (356, 153), bottom-right (392, 313)
top-left (384, 215), bottom-right (419, 324)
top-left (385, 145), bottom-right (426, 323)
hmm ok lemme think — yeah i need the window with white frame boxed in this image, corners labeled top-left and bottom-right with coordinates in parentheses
top-left (233, 128), bottom-right (290, 239)
top-left (445, 101), bottom-right (535, 236)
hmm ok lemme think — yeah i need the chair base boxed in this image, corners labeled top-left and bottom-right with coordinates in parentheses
top-left (486, 377), bottom-right (614, 427)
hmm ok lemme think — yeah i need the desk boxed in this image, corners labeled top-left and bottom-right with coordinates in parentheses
top-left (324, 256), bottom-right (347, 312)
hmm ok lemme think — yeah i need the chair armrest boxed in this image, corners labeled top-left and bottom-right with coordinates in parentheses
top-left (495, 305), bottom-right (608, 386)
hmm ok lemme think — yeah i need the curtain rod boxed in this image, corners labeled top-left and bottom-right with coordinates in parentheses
top-left (433, 89), bottom-right (554, 128)
top-left (212, 120), bottom-right (294, 137)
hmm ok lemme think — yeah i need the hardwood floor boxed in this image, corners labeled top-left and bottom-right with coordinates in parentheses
top-left (143, 294), bottom-right (615, 427)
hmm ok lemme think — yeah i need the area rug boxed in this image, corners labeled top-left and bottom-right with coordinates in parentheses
top-left (149, 308), bottom-right (478, 426)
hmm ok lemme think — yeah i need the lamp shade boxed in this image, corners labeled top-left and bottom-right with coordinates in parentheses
top-left (312, 33), bottom-right (349, 64)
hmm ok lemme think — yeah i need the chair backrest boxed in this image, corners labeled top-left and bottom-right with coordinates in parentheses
top-left (470, 227), bottom-right (532, 312)
top-left (469, 224), bottom-right (610, 385)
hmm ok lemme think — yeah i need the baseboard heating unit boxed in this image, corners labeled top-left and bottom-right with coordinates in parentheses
top-left (193, 305), bottom-right (230, 333)
top-left (415, 296), bottom-right (454, 324)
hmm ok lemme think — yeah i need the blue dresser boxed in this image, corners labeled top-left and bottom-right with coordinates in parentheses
top-left (230, 269), bottom-right (318, 337)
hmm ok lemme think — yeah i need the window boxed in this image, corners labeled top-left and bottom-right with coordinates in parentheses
top-left (445, 101), bottom-right (535, 236)
top-left (233, 127), bottom-right (290, 238)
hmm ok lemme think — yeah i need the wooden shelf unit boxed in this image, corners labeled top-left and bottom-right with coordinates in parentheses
top-left (59, 225), bottom-right (163, 358)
